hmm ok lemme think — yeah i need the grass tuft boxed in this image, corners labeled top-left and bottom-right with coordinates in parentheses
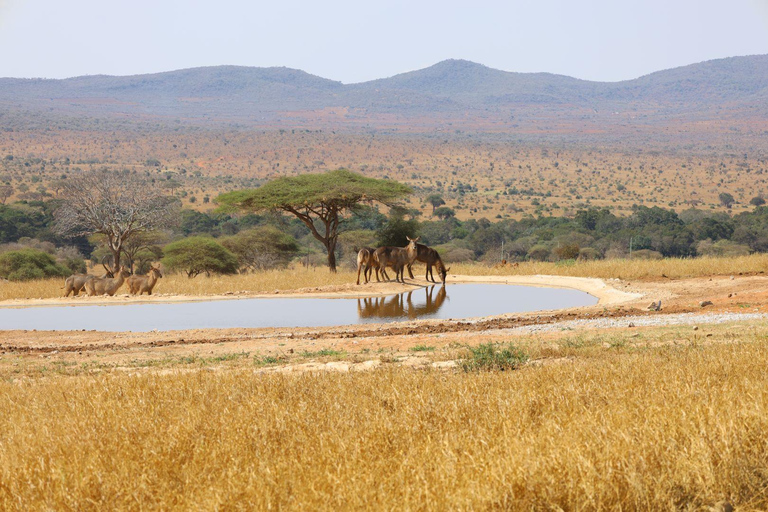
top-left (460, 342), bottom-right (529, 372)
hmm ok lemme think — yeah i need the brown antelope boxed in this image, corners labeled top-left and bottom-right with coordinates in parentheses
top-left (355, 247), bottom-right (380, 285)
top-left (405, 236), bottom-right (451, 284)
top-left (127, 265), bottom-right (163, 295)
top-left (373, 244), bottom-right (416, 284)
top-left (84, 266), bottom-right (131, 296)
top-left (63, 264), bottom-right (114, 297)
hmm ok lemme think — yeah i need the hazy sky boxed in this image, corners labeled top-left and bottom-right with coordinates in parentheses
top-left (1, 0), bottom-right (767, 83)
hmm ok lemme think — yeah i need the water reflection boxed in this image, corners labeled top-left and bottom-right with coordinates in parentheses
top-left (357, 285), bottom-right (447, 320)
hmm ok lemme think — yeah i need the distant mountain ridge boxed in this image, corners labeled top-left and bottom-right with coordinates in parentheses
top-left (2, 55), bottom-right (768, 133)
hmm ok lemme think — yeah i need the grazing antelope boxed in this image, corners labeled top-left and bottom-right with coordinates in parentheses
top-left (63, 264), bottom-right (114, 297)
top-left (84, 266), bottom-right (131, 296)
top-left (127, 265), bottom-right (163, 295)
top-left (405, 236), bottom-right (451, 284)
top-left (355, 247), bottom-right (379, 285)
top-left (373, 244), bottom-right (415, 284)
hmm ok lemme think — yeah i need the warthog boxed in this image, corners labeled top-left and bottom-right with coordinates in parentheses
top-left (127, 265), bottom-right (163, 295)
top-left (63, 265), bottom-right (114, 297)
top-left (355, 247), bottom-right (380, 285)
top-left (373, 243), bottom-right (416, 284)
top-left (84, 266), bottom-right (131, 296)
top-left (405, 236), bottom-right (450, 284)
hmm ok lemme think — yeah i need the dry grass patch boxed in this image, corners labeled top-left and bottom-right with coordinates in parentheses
top-left (0, 266), bottom-right (356, 301)
top-left (1, 340), bottom-right (768, 509)
top-left (455, 253), bottom-right (768, 280)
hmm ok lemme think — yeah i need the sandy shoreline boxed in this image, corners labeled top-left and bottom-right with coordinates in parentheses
top-left (0, 274), bottom-right (639, 310)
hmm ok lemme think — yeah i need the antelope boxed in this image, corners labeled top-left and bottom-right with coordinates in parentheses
top-left (405, 236), bottom-right (451, 284)
top-left (63, 264), bottom-right (114, 297)
top-left (373, 244), bottom-right (416, 284)
top-left (356, 247), bottom-right (379, 285)
top-left (84, 266), bottom-right (131, 296)
top-left (127, 265), bottom-right (163, 295)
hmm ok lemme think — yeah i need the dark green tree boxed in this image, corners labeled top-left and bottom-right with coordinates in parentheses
top-left (217, 170), bottom-right (411, 272)
top-left (426, 194), bottom-right (445, 215)
top-left (719, 192), bottom-right (735, 208)
top-left (433, 206), bottom-right (456, 221)
top-left (161, 236), bottom-right (238, 278)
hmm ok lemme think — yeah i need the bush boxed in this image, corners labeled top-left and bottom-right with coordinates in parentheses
top-left (221, 226), bottom-right (300, 271)
top-left (553, 243), bottom-right (580, 261)
top-left (161, 236), bottom-right (239, 278)
top-left (0, 249), bottom-right (71, 281)
top-left (527, 245), bottom-right (550, 262)
top-left (461, 342), bottom-right (529, 372)
top-left (630, 249), bottom-right (663, 260)
top-left (441, 247), bottom-right (475, 263)
top-left (696, 239), bottom-right (751, 257)
top-left (578, 247), bottom-right (602, 261)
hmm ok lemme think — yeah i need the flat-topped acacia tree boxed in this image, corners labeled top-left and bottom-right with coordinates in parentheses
top-left (217, 170), bottom-right (412, 272)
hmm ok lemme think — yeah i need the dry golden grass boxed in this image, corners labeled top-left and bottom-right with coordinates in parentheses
top-left (0, 266), bottom-right (357, 301)
top-left (1, 254), bottom-right (766, 301)
top-left (455, 253), bottom-right (768, 280)
top-left (2, 336), bottom-right (768, 509)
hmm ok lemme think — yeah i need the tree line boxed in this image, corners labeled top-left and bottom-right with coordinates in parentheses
top-left (2, 168), bottom-right (768, 281)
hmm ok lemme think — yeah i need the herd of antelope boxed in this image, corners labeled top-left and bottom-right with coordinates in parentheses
top-left (63, 264), bottom-right (163, 297)
top-left (356, 236), bottom-right (450, 285)
top-left (61, 236), bottom-right (444, 297)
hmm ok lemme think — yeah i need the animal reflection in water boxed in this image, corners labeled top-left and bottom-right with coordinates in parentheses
top-left (357, 285), bottom-right (447, 320)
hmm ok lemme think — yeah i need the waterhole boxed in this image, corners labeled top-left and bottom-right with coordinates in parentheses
top-left (0, 283), bottom-right (597, 332)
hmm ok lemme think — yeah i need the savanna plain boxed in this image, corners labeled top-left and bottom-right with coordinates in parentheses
top-left (3, 256), bottom-right (768, 509)
top-left (5, 120), bottom-right (768, 508)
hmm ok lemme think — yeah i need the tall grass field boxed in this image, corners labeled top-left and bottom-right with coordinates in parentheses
top-left (1, 338), bottom-right (767, 509)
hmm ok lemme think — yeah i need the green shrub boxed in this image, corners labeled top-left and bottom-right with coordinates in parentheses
top-left (527, 245), bottom-right (550, 262)
top-left (461, 342), bottom-right (529, 372)
top-left (0, 249), bottom-right (71, 281)
top-left (161, 236), bottom-right (239, 278)
top-left (221, 226), bottom-right (299, 271)
top-left (578, 247), bottom-right (602, 261)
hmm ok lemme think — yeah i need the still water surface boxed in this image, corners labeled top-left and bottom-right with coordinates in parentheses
top-left (0, 283), bottom-right (597, 332)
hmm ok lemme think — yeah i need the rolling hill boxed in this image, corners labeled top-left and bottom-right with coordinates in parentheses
top-left (2, 55), bottom-right (768, 134)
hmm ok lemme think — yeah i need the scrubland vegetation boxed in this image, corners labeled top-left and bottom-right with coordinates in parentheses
top-left (2, 326), bottom-right (768, 509)
top-left (3, 130), bottom-right (768, 220)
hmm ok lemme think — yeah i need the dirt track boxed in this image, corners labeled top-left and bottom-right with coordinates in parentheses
top-left (1, 274), bottom-right (767, 368)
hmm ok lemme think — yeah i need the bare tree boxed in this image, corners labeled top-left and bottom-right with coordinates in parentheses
top-left (54, 169), bottom-right (180, 272)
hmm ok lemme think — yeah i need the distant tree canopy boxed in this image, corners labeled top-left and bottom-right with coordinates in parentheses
top-left (719, 192), bottom-right (736, 208)
top-left (426, 194), bottom-right (445, 214)
top-left (217, 169), bottom-right (412, 271)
